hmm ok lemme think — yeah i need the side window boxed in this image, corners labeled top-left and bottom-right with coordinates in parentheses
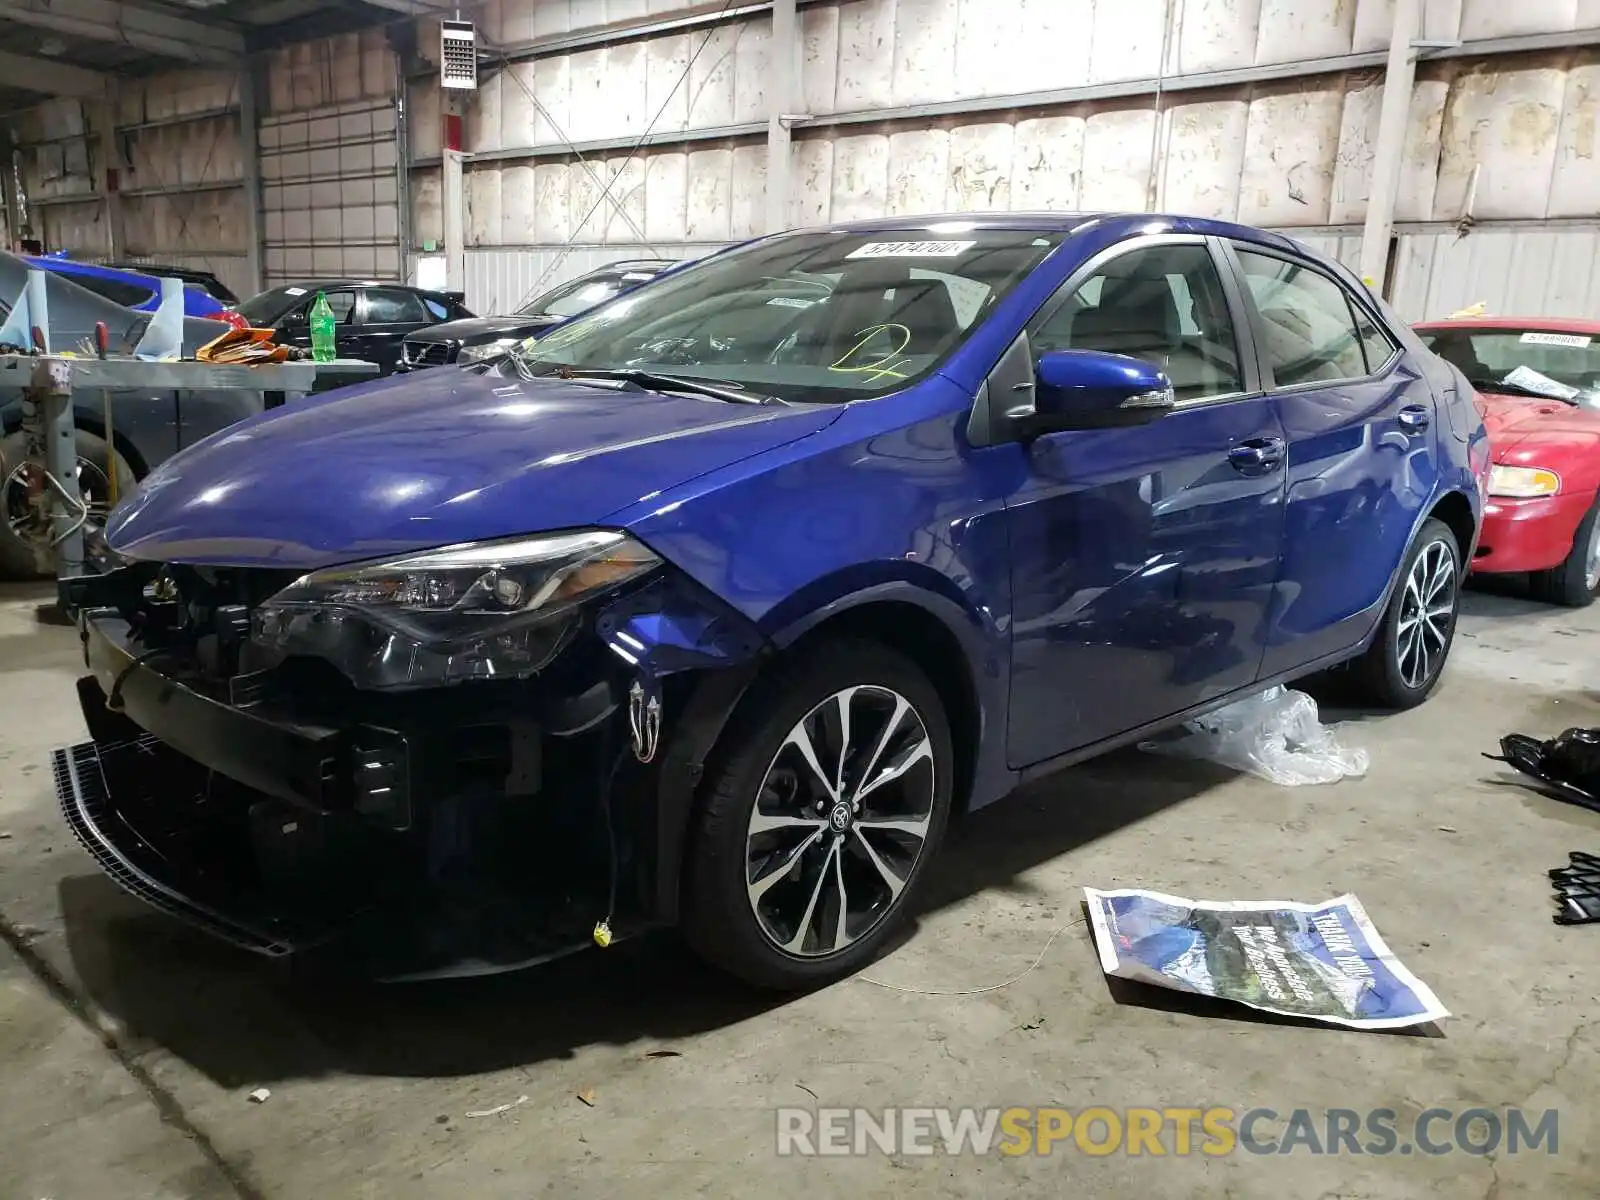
top-left (1030, 243), bottom-right (1242, 403)
top-left (1351, 300), bottom-right (1398, 374)
top-left (1234, 249), bottom-right (1368, 386)
top-left (362, 288), bottom-right (429, 324)
top-left (318, 291), bottom-right (356, 325)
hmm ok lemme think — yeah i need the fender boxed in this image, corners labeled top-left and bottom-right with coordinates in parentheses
top-left (766, 574), bottom-right (1019, 813)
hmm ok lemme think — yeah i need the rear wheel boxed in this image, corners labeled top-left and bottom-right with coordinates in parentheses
top-left (0, 428), bottom-right (136, 580)
top-left (1350, 518), bottom-right (1461, 709)
top-left (681, 638), bottom-right (953, 990)
top-left (1530, 498), bottom-right (1600, 608)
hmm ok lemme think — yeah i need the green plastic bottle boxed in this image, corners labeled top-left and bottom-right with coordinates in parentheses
top-left (309, 292), bottom-right (337, 363)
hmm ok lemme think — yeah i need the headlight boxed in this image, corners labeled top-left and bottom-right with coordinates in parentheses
top-left (252, 530), bottom-right (660, 690)
top-left (456, 338), bottom-right (520, 364)
top-left (1488, 465), bottom-right (1561, 498)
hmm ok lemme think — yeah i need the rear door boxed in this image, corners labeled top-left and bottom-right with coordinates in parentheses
top-left (1004, 235), bottom-right (1288, 766)
top-left (1223, 240), bottom-right (1439, 675)
top-left (277, 288), bottom-right (357, 357)
top-left (357, 287), bottom-right (434, 374)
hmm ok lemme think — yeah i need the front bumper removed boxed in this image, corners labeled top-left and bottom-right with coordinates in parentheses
top-left (55, 570), bottom-right (769, 979)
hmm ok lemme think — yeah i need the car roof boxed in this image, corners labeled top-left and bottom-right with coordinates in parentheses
top-left (25, 256), bottom-right (154, 282)
top-left (1413, 316), bottom-right (1600, 334)
top-left (784, 211), bottom-right (1306, 242)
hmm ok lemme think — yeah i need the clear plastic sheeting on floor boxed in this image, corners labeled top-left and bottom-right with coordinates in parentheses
top-left (1140, 686), bottom-right (1370, 786)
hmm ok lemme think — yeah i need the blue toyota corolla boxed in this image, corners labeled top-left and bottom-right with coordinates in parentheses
top-left (57, 213), bottom-right (1490, 987)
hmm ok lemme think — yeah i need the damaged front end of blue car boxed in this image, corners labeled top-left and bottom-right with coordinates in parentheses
top-left (53, 532), bottom-right (771, 980)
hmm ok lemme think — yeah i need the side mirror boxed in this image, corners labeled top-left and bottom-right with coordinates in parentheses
top-left (1022, 349), bottom-right (1177, 434)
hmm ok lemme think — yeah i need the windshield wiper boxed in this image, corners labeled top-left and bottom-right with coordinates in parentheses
top-left (1465, 377), bottom-right (1577, 403)
top-left (551, 368), bottom-right (781, 406)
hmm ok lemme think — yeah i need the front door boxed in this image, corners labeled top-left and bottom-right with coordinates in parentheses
top-left (357, 287), bottom-right (434, 375)
top-left (1222, 243), bottom-right (1438, 676)
top-left (1005, 236), bottom-right (1288, 768)
top-left (277, 288), bottom-right (357, 359)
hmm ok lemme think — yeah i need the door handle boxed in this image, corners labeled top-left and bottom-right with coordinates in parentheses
top-left (1228, 436), bottom-right (1285, 473)
top-left (1398, 405), bottom-right (1431, 433)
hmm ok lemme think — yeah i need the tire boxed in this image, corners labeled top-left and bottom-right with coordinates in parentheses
top-left (0, 428), bottom-right (137, 580)
top-left (1529, 498), bottom-right (1600, 609)
top-left (681, 638), bottom-right (954, 990)
top-left (1350, 517), bottom-right (1462, 710)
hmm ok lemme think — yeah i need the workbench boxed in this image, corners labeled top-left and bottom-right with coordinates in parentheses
top-left (0, 354), bottom-right (378, 579)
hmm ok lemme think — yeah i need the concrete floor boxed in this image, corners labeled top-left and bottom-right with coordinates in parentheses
top-left (1, 579), bottom-right (1597, 1199)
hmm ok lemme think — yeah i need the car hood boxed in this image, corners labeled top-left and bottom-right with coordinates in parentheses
top-left (1480, 391), bottom-right (1600, 461)
top-left (407, 314), bottom-right (559, 343)
top-left (105, 367), bottom-right (843, 569)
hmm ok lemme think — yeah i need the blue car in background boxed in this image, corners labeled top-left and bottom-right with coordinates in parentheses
top-left (57, 212), bottom-right (1490, 988)
top-left (25, 254), bottom-right (243, 326)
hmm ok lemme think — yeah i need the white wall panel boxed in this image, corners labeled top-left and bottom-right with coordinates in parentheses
top-left (1082, 109), bottom-right (1157, 211)
top-left (729, 144), bottom-right (769, 238)
top-left (893, 0), bottom-right (958, 106)
top-left (791, 138), bottom-right (835, 226)
top-left (801, 5), bottom-right (842, 115)
top-left (1435, 63), bottom-right (1566, 220)
top-left (644, 151), bottom-right (689, 242)
top-left (1460, 0), bottom-right (1578, 40)
top-left (1549, 63), bottom-right (1600, 217)
top-left (1176, 0), bottom-right (1260, 73)
top-left (947, 123), bottom-right (1014, 211)
top-left (831, 134), bottom-right (891, 222)
top-left (687, 24), bottom-right (741, 128)
top-left (1255, 0), bottom-right (1357, 67)
top-left (888, 129), bottom-right (950, 214)
top-left (1237, 85), bottom-right (1344, 225)
top-left (732, 20), bottom-right (772, 123)
top-left (1159, 98), bottom-right (1249, 219)
top-left (1011, 117), bottom-right (1085, 211)
top-left (645, 35), bottom-right (692, 133)
top-left (686, 148), bottom-right (734, 241)
top-left (1089, 0), bottom-right (1166, 84)
top-left (836, 0), bottom-right (897, 112)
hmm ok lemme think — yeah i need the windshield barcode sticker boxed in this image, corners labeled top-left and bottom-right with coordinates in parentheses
top-left (846, 240), bottom-right (976, 260)
top-left (768, 296), bottom-right (818, 308)
top-left (1520, 331), bottom-right (1591, 348)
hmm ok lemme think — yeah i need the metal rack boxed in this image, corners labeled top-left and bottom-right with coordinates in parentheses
top-left (0, 354), bottom-right (378, 579)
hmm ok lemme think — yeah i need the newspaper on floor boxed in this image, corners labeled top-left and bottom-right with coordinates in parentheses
top-left (1084, 888), bottom-right (1448, 1030)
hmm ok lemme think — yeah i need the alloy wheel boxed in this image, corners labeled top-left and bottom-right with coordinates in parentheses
top-left (1395, 539), bottom-right (1458, 690)
top-left (3, 456), bottom-right (113, 544)
top-left (744, 686), bottom-right (936, 958)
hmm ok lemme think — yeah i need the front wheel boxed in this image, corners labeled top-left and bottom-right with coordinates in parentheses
top-left (1529, 498), bottom-right (1600, 608)
top-left (681, 639), bottom-right (954, 990)
top-left (1350, 518), bottom-right (1461, 709)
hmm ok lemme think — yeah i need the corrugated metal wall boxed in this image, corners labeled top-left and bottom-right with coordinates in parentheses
top-left (1390, 225), bottom-right (1600, 320)
top-left (261, 30), bottom-right (404, 286)
top-left (463, 241), bottom-right (726, 315)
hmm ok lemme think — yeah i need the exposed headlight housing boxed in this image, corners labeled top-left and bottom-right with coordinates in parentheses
top-left (1488, 464), bottom-right (1561, 499)
top-left (251, 530), bottom-right (660, 690)
top-left (456, 337), bottom-right (520, 364)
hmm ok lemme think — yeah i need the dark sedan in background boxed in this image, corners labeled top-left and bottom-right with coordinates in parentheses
top-left (238, 281), bottom-right (473, 375)
top-left (398, 259), bottom-right (677, 370)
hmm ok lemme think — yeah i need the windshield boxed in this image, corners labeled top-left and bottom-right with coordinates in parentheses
top-left (521, 276), bottom-right (628, 318)
top-left (510, 230), bottom-right (1063, 403)
top-left (237, 286), bottom-right (312, 326)
top-left (1420, 327), bottom-right (1600, 403)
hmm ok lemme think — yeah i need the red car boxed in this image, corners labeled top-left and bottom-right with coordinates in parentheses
top-left (1414, 317), bottom-right (1600, 606)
